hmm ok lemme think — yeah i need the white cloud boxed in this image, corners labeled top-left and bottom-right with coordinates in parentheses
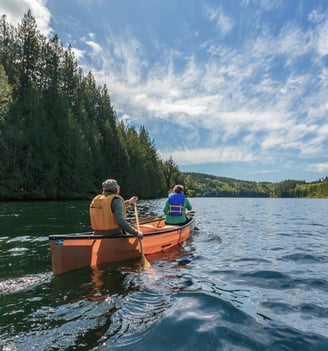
top-left (308, 9), bottom-right (328, 56)
top-left (316, 18), bottom-right (328, 56)
top-left (308, 163), bottom-right (328, 173)
top-left (71, 47), bottom-right (85, 61)
top-left (86, 41), bottom-right (103, 54)
top-left (0, 0), bottom-right (52, 36)
top-left (86, 13), bottom-right (328, 171)
top-left (160, 146), bottom-right (256, 166)
top-left (205, 5), bottom-right (234, 36)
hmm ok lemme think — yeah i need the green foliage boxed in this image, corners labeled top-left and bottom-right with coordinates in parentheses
top-left (183, 175), bottom-right (197, 197)
top-left (182, 173), bottom-right (328, 198)
top-left (293, 177), bottom-right (328, 198)
top-left (182, 172), bottom-right (271, 197)
top-left (0, 63), bottom-right (12, 119)
top-left (0, 12), bottom-right (169, 200)
top-left (162, 156), bottom-right (182, 192)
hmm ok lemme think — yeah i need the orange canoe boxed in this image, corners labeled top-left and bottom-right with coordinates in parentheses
top-left (49, 212), bottom-right (195, 275)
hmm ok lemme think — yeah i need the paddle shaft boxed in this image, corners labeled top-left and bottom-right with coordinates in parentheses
top-left (134, 203), bottom-right (149, 266)
top-left (134, 203), bottom-right (141, 232)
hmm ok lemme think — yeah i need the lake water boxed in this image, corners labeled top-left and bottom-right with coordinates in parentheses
top-left (0, 198), bottom-right (327, 350)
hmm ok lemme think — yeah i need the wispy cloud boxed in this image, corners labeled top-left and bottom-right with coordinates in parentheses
top-left (205, 4), bottom-right (234, 36)
top-left (85, 40), bottom-right (103, 54)
top-left (86, 2), bottom-right (328, 179)
top-left (88, 11), bottom-right (327, 163)
top-left (161, 146), bottom-right (256, 165)
top-left (308, 163), bottom-right (328, 173)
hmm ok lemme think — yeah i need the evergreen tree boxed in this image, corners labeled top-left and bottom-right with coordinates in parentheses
top-left (0, 63), bottom-right (12, 119)
top-left (163, 156), bottom-right (181, 192)
top-left (0, 15), bottom-right (17, 84)
top-left (0, 64), bottom-right (13, 196)
top-left (16, 10), bottom-right (42, 94)
top-left (138, 126), bottom-right (165, 198)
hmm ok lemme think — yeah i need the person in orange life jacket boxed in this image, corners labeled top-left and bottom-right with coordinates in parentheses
top-left (90, 179), bottom-right (143, 238)
top-left (163, 184), bottom-right (192, 225)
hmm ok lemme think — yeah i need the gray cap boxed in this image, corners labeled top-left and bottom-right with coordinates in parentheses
top-left (102, 179), bottom-right (120, 190)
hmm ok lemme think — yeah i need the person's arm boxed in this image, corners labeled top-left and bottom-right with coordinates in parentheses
top-left (112, 198), bottom-right (140, 236)
top-left (184, 198), bottom-right (192, 211)
top-left (163, 200), bottom-right (169, 214)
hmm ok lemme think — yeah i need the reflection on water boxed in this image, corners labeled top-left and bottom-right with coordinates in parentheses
top-left (0, 198), bottom-right (328, 350)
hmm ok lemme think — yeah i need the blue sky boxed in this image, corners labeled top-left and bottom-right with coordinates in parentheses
top-left (2, 0), bottom-right (328, 182)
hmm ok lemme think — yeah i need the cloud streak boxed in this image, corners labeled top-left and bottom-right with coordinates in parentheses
top-left (81, 4), bottom-right (328, 181)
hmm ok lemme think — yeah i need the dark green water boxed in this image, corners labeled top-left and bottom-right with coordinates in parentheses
top-left (1, 198), bottom-right (328, 350)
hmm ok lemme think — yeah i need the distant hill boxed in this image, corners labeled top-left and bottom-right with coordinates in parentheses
top-left (183, 172), bottom-right (328, 198)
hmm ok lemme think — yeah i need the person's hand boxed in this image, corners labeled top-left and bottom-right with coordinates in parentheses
top-left (136, 231), bottom-right (143, 239)
top-left (127, 196), bottom-right (138, 206)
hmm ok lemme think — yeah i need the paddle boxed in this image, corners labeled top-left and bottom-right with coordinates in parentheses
top-left (134, 203), bottom-right (151, 269)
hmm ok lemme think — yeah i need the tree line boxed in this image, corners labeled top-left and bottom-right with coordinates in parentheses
top-left (184, 173), bottom-right (328, 198)
top-left (0, 11), bottom-right (183, 200)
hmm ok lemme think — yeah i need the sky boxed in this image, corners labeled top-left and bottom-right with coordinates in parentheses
top-left (1, 0), bottom-right (328, 182)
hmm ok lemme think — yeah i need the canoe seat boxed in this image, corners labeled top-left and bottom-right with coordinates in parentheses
top-left (140, 224), bottom-right (179, 232)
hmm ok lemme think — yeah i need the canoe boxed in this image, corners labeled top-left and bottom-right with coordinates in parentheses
top-left (49, 211), bottom-right (195, 275)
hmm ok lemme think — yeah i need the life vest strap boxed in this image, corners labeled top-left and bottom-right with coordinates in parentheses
top-left (169, 204), bottom-right (184, 215)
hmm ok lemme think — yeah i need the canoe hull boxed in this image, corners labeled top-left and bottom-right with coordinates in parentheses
top-left (49, 213), bottom-right (195, 275)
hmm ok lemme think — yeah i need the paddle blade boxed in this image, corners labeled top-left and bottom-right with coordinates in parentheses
top-left (141, 255), bottom-right (151, 270)
top-left (139, 237), bottom-right (151, 270)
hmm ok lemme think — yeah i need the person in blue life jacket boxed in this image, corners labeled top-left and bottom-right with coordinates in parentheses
top-left (163, 184), bottom-right (192, 225)
top-left (90, 179), bottom-right (143, 238)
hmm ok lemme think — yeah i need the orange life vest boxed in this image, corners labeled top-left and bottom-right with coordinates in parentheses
top-left (89, 194), bottom-right (126, 231)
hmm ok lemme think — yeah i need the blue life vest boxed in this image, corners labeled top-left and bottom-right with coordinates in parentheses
top-left (168, 193), bottom-right (185, 216)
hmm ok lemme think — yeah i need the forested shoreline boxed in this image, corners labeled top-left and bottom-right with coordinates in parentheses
top-left (1, 11), bottom-right (327, 201)
top-left (184, 173), bottom-right (328, 198)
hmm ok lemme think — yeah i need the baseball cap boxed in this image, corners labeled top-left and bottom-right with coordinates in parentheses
top-left (102, 179), bottom-right (120, 190)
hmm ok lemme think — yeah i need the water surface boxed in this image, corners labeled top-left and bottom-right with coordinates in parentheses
top-left (0, 198), bottom-right (327, 350)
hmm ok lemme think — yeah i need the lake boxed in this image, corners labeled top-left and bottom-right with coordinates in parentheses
top-left (0, 198), bottom-right (327, 350)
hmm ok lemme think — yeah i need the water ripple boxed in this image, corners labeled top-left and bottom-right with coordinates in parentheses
top-left (0, 272), bottom-right (51, 295)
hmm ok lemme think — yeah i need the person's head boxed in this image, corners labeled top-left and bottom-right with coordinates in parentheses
top-left (102, 179), bottom-right (120, 194)
top-left (173, 184), bottom-right (184, 193)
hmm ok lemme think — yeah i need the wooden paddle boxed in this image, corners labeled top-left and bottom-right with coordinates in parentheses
top-left (134, 203), bottom-right (151, 269)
